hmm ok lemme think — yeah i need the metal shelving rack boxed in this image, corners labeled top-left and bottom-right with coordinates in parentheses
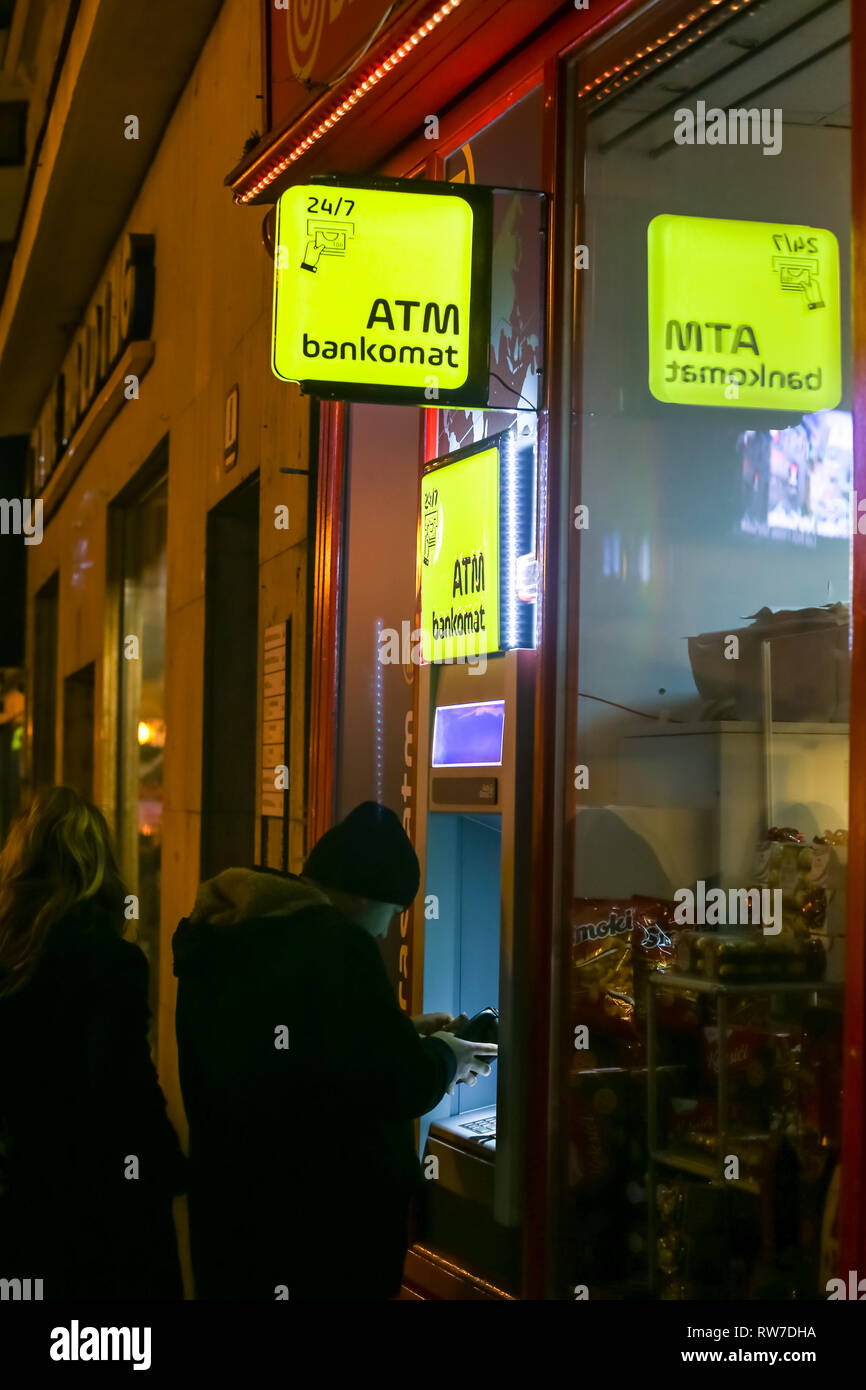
top-left (646, 970), bottom-right (843, 1293)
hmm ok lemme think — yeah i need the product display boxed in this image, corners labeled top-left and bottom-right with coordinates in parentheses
top-left (752, 827), bottom-right (846, 940)
top-left (571, 812), bottom-right (844, 1298)
top-left (646, 941), bottom-right (843, 1299)
top-left (675, 928), bottom-right (825, 981)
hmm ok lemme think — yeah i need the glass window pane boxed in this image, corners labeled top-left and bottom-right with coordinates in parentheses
top-left (565, 0), bottom-right (850, 1300)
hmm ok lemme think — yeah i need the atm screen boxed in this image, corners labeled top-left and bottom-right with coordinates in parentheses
top-left (431, 700), bottom-right (505, 767)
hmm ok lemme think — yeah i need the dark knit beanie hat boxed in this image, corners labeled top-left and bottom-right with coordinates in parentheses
top-left (303, 802), bottom-right (420, 909)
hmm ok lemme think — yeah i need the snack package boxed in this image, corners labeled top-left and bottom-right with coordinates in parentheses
top-left (701, 1025), bottom-right (772, 1087)
top-left (570, 900), bottom-right (640, 1066)
top-left (570, 896), bottom-right (683, 1065)
top-left (630, 894), bottom-right (699, 1036)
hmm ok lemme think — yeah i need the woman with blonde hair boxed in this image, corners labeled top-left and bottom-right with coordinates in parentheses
top-left (0, 786), bottom-right (186, 1299)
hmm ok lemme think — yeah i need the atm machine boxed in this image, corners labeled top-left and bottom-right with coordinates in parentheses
top-left (412, 427), bottom-right (536, 1293)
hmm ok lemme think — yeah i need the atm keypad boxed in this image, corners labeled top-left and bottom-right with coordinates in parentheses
top-left (459, 1116), bottom-right (497, 1136)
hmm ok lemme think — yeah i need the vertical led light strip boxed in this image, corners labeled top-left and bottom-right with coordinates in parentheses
top-left (502, 430), bottom-right (519, 648)
top-left (530, 434), bottom-right (539, 649)
top-left (375, 616), bottom-right (384, 802)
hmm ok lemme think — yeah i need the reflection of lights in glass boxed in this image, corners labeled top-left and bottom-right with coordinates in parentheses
top-left (137, 718), bottom-right (166, 747)
top-left (639, 536), bottom-right (651, 584)
top-left (516, 553), bottom-right (538, 603)
top-left (71, 535), bottom-right (93, 589)
top-left (602, 532), bottom-right (623, 577)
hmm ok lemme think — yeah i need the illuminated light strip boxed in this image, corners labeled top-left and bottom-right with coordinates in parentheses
top-left (375, 616), bottom-right (384, 804)
top-left (577, 0), bottom-right (758, 103)
top-left (236, 0), bottom-right (463, 203)
top-left (502, 430), bottom-right (519, 649)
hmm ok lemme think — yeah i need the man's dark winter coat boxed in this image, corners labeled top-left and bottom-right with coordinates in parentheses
top-left (172, 869), bottom-right (456, 1301)
top-left (0, 907), bottom-right (186, 1299)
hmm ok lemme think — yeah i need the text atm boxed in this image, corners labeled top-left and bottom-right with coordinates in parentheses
top-left (413, 428), bottom-right (536, 1292)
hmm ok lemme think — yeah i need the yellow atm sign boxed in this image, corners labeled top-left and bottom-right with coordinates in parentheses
top-left (272, 178), bottom-right (492, 406)
top-left (421, 444), bottom-right (500, 662)
top-left (648, 214), bottom-right (841, 410)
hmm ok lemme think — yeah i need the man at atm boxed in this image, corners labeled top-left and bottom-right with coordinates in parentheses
top-left (173, 801), bottom-right (496, 1300)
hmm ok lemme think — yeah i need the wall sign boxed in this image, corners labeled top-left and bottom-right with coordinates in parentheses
top-left (272, 176), bottom-right (492, 406)
top-left (31, 233), bottom-right (155, 490)
top-left (648, 214), bottom-right (841, 411)
top-left (420, 430), bottom-right (536, 663)
top-left (224, 384), bottom-right (239, 471)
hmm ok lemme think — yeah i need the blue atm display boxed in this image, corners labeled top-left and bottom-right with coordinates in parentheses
top-left (431, 700), bottom-right (505, 768)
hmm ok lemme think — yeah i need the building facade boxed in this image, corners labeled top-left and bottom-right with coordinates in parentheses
top-left (1, 0), bottom-right (865, 1302)
top-left (1, 0), bottom-right (313, 1152)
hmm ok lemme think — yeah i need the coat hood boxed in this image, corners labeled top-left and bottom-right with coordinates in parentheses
top-left (172, 868), bottom-right (330, 976)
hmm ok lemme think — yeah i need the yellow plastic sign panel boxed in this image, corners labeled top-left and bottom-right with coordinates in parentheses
top-left (420, 445), bottom-right (500, 662)
top-left (648, 214), bottom-right (841, 410)
top-left (272, 181), bottom-right (490, 405)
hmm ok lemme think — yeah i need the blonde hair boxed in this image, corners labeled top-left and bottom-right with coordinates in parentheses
top-left (0, 786), bottom-right (125, 997)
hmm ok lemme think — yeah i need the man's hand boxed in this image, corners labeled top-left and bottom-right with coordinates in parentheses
top-left (430, 1032), bottom-right (498, 1092)
top-left (412, 1012), bottom-right (468, 1036)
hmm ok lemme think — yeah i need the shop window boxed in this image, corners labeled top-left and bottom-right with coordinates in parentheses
top-left (439, 86), bottom-right (545, 457)
top-left (337, 86), bottom-right (546, 864)
top-left (563, 0), bottom-right (851, 1300)
top-left (115, 468), bottom-right (168, 1042)
top-left (335, 402), bottom-right (420, 993)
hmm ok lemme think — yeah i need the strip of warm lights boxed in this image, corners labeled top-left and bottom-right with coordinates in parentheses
top-left (236, 0), bottom-right (463, 204)
top-left (577, 0), bottom-right (759, 103)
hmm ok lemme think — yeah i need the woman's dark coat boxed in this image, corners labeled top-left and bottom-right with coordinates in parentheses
top-left (0, 907), bottom-right (186, 1299)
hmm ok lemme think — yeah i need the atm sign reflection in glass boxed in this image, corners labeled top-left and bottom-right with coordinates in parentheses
top-left (420, 444), bottom-right (500, 662)
top-left (648, 214), bottom-right (841, 410)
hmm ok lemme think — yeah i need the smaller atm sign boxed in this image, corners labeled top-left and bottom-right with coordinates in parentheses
top-left (421, 445), bottom-right (500, 663)
top-left (648, 213), bottom-right (841, 410)
top-left (272, 179), bottom-right (491, 406)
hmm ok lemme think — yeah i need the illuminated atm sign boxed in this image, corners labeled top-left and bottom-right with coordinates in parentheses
top-left (421, 431), bottom-right (536, 663)
top-left (272, 176), bottom-right (492, 406)
top-left (648, 214), bottom-right (841, 410)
